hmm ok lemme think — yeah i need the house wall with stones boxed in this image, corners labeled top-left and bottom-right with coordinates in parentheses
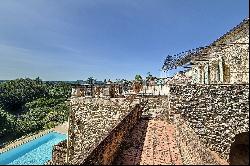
top-left (184, 69), bottom-right (192, 77)
top-left (50, 83), bottom-right (249, 164)
top-left (207, 27), bottom-right (249, 84)
top-left (168, 84), bottom-right (249, 160)
top-left (66, 97), bottom-right (146, 165)
top-left (142, 97), bottom-right (169, 119)
top-left (192, 19), bottom-right (249, 84)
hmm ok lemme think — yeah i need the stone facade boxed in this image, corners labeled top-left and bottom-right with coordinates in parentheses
top-left (168, 84), bottom-right (249, 160)
top-left (170, 71), bottom-right (192, 84)
top-left (66, 97), bottom-right (147, 165)
top-left (192, 18), bottom-right (249, 84)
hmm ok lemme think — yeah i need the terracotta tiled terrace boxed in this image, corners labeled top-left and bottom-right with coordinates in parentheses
top-left (113, 117), bottom-right (182, 165)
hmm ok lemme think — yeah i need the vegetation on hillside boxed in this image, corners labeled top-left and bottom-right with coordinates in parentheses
top-left (0, 78), bottom-right (71, 145)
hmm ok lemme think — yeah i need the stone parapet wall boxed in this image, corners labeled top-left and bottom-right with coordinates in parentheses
top-left (168, 84), bottom-right (249, 160)
top-left (146, 97), bottom-right (168, 109)
top-left (67, 97), bottom-right (147, 165)
top-left (141, 85), bottom-right (170, 96)
top-left (173, 114), bottom-right (228, 165)
top-left (46, 140), bottom-right (67, 165)
top-left (142, 97), bottom-right (169, 119)
top-left (82, 103), bottom-right (146, 165)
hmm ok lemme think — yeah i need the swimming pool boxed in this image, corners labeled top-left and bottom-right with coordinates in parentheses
top-left (0, 132), bottom-right (67, 165)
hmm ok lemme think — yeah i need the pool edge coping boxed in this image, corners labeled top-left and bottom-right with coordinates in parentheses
top-left (0, 129), bottom-right (54, 154)
top-left (0, 122), bottom-right (68, 154)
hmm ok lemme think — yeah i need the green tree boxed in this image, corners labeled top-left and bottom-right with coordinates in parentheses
top-left (0, 78), bottom-right (71, 144)
top-left (146, 72), bottom-right (154, 81)
top-left (135, 75), bottom-right (142, 82)
top-left (0, 78), bottom-right (48, 112)
top-left (0, 108), bottom-right (16, 138)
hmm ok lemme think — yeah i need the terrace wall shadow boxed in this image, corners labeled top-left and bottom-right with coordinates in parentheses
top-left (113, 118), bottom-right (150, 165)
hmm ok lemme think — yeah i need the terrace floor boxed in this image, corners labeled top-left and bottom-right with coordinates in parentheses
top-left (113, 118), bottom-right (182, 165)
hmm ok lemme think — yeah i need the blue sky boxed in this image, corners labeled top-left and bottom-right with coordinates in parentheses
top-left (0, 0), bottom-right (248, 81)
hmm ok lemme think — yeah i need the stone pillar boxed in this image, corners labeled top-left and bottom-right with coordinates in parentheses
top-left (192, 65), bottom-right (200, 84)
top-left (210, 61), bottom-right (217, 84)
top-left (218, 56), bottom-right (224, 83)
top-left (199, 65), bottom-right (205, 84)
top-left (204, 63), bottom-right (209, 84)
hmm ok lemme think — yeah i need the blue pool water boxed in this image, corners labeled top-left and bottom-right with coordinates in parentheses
top-left (0, 132), bottom-right (67, 165)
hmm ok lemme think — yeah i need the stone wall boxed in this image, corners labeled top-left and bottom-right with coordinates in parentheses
top-left (83, 103), bottom-right (146, 165)
top-left (71, 84), bottom-right (126, 98)
top-left (46, 140), bottom-right (67, 165)
top-left (173, 114), bottom-right (228, 165)
top-left (140, 97), bottom-right (228, 165)
top-left (142, 97), bottom-right (169, 119)
top-left (141, 85), bottom-right (170, 96)
top-left (67, 97), bottom-right (147, 165)
top-left (169, 84), bottom-right (249, 160)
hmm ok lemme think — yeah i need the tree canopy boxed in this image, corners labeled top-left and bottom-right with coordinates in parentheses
top-left (0, 78), bottom-right (71, 145)
top-left (0, 78), bottom-right (48, 112)
top-left (135, 74), bottom-right (142, 82)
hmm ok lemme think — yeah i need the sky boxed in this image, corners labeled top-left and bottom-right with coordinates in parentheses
top-left (0, 0), bottom-right (249, 81)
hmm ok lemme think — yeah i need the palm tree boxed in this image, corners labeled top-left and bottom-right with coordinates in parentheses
top-left (87, 77), bottom-right (94, 84)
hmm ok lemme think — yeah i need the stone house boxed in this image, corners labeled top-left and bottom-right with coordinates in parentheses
top-left (165, 70), bottom-right (192, 85)
top-left (192, 18), bottom-right (249, 84)
top-left (162, 18), bottom-right (249, 84)
top-left (184, 68), bottom-right (192, 78)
